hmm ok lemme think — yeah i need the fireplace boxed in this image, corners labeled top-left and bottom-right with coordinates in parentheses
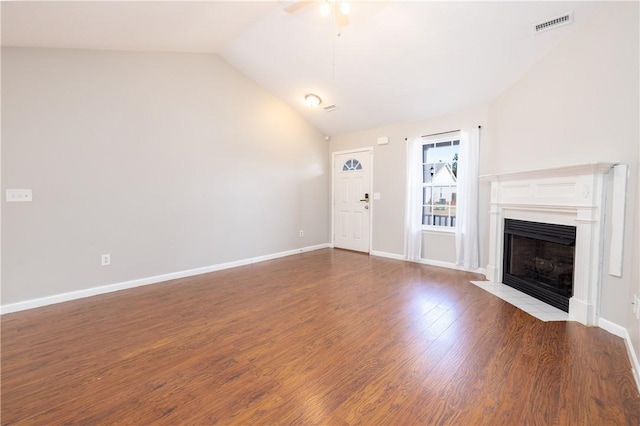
top-left (503, 219), bottom-right (576, 312)
top-left (483, 162), bottom-right (617, 325)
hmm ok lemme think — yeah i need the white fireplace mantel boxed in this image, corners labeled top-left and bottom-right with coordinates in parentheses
top-left (481, 162), bottom-right (618, 326)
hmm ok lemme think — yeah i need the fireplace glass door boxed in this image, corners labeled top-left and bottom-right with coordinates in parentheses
top-left (503, 219), bottom-right (576, 312)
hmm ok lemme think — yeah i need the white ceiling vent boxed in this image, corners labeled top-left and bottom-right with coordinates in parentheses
top-left (534, 12), bottom-right (573, 34)
top-left (323, 104), bottom-right (338, 112)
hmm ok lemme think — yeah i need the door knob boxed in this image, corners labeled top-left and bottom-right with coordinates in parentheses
top-left (360, 193), bottom-right (370, 202)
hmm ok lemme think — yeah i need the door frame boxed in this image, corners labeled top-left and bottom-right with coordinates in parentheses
top-left (331, 147), bottom-right (374, 253)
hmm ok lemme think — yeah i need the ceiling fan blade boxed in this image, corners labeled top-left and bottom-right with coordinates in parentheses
top-left (335, 9), bottom-right (350, 27)
top-left (284, 1), bottom-right (315, 14)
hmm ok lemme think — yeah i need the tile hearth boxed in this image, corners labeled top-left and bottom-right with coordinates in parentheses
top-left (471, 280), bottom-right (569, 322)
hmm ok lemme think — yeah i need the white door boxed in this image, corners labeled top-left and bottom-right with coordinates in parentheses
top-left (333, 150), bottom-right (371, 252)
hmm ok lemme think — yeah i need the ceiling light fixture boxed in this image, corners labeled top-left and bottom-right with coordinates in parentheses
top-left (321, 0), bottom-right (349, 17)
top-left (305, 94), bottom-right (322, 107)
top-left (284, 0), bottom-right (350, 29)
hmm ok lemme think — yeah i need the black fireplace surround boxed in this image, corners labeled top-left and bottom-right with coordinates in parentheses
top-left (503, 219), bottom-right (576, 312)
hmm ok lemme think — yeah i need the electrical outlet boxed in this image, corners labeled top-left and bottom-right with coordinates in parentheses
top-left (6, 189), bottom-right (32, 202)
top-left (299, 230), bottom-right (304, 237)
top-left (101, 254), bottom-right (111, 266)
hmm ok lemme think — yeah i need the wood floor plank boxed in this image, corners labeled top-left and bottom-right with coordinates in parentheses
top-left (2, 248), bottom-right (639, 425)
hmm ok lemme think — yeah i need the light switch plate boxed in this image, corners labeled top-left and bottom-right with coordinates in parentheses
top-left (6, 189), bottom-right (32, 202)
top-left (373, 192), bottom-right (381, 200)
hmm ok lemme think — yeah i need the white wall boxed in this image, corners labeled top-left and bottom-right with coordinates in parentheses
top-left (486, 3), bottom-right (639, 327)
top-left (329, 105), bottom-right (488, 263)
top-left (1, 47), bottom-right (330, 306)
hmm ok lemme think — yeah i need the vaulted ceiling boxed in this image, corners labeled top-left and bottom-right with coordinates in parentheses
top-left (1, 1), bottom-right (606, 136)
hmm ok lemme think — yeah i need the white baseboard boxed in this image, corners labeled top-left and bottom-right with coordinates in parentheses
top-left (623, 327), bottom-right (640, 394)
top-left (598, 318), bottom-right (626, 338)
top-left (598, 318), bottom-right (640, 394)
top-left (369, 251), bottom-right (486, 277)
top-left (1, 243), bottom-right (331, 315)
top-left (370, 250), bottom-right (406, 261)
top-left (413, 258), bottom-right (485, 275)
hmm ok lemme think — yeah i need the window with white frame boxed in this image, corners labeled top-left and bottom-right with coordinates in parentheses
top-left (421, 137), bottom-right (460, 228)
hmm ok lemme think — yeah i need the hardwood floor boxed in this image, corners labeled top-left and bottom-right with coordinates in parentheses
top-left (2, 248), bottom-right (639, 425)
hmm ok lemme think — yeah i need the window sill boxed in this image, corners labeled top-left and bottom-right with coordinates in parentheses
top-left (422, 226), bottom-right (456, 234)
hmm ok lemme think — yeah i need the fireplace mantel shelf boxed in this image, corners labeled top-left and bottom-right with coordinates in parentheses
top-left (480, 162), bottom-right (618, 182)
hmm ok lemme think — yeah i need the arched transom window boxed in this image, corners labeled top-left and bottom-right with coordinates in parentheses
top-left (342, 159), bottom-right (363, 172)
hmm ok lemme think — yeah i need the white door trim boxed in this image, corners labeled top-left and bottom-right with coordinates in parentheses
top-left (331, 147), bottom-right (374, 253)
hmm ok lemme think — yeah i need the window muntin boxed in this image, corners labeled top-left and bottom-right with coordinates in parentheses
top-left (342, 158), bottom-right (363, 172)
top-left (421, 139), bottom-right (459, 228)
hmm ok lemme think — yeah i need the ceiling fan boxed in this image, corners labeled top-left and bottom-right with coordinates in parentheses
top-left (284, 0), bottom-right (350, 28)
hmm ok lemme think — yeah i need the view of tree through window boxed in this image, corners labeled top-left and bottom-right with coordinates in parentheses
top-left (422, 139), bottom-right (460, 227)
